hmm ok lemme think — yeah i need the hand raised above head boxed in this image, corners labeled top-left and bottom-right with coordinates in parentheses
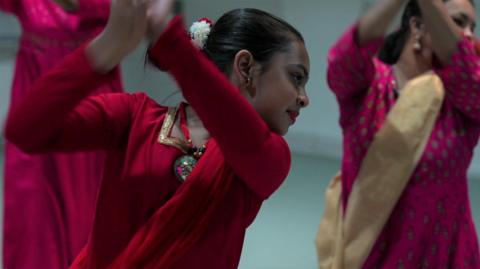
top-left (86, 0), bottom-right (151, 73)
top-left (104, 0), bottom-right (151, 52)
top-left (146, 0), bottom-right (177, 43)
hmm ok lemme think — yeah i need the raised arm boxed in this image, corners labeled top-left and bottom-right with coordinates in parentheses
top-left (417, 0), bottom-right (466, 64)
top-left (413, 0), bottom-right (480, 122)
top-left (148, 17), bottom-right (290, 199)
top-left (358, 0), bottom-right (408, 45)
top-left (327, 0), bottom-right (408, 124)
top-left (4, 47), bottom-right (136, 153)
top-left (5, 0), bottom-right (153, 152)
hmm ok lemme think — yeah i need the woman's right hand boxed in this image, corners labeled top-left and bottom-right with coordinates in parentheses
top-left (86, 0), bottom-right (150, 73)
top-left (146, 0), bottom-right (176, 43)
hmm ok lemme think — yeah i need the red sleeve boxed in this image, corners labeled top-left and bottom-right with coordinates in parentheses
top-left (4, 46), bottom-right (135, 153)
top-left (0, 0), bottom-right (18, 13)
top-left (148, 16), bottom-right (291, 199)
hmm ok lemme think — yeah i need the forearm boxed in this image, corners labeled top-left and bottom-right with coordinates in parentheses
top-left (4, 47), bottom-right (115, 152)
top-left (417, 0), bottom-right (461, 63)
top-left (358, 0), bottom-right (407, 46)
top-left (86, 32), bottom-right (128, 74)
top-left (86, 0), bottom-right (151, 73)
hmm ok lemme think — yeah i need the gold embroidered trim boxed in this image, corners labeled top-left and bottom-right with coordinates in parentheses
top-left (158, 106), bottom-right (190, 153)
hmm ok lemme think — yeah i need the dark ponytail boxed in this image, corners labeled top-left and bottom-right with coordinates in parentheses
top-left (378, 29), bottom-right (409, 64)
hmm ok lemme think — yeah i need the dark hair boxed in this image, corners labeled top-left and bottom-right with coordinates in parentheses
top-left (378, 0), bottom-right (475, 64)
top-left (203, 8), bottom-right (304, 74)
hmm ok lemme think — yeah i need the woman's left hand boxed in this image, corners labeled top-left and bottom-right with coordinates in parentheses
top-left (86, 0), bottom-right (151, 73)
top-left (417, 0), bottom-right (464, 63)
top-left (146, 0), bottom-right (177, 43)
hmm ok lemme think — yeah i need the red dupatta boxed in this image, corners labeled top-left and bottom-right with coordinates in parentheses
top-left (70, 140), bottom-right (235, 268)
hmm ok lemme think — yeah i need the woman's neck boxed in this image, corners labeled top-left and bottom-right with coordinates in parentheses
top-left (185, 105), bottom-right (210, 147)
top-left (394, 49), bottom-right (432, 90)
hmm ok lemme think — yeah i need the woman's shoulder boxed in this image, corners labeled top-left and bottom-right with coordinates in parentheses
top-left (102, 92), bottom-right (170, 117)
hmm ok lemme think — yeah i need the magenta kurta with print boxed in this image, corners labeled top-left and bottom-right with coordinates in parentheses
top-left (328, 24), bottom-right (480, 268)
top-left (0, 1), bottom-right (123, 268)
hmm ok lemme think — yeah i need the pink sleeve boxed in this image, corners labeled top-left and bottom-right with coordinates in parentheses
top-left (0, 0), bottom-right (18, 13)
top-left (148, 16), bottom-right (291, 199)
top-left (435, 37), bottom-right (480, 123)
top-left (4, 46), bottom-right (135, 153)
top-left (327, 23), bottom-right (383, 102)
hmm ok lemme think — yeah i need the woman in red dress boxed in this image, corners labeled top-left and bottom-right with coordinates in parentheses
top-left (5, 0), bottom-right (310, 268)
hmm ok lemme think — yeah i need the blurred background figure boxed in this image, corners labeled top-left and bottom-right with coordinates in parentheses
top-left (318, 0), bottom-right (480, 268)
top-left (0, 0), bottom-right (123, 268)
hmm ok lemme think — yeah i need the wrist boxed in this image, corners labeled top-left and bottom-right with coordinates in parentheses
top-left (147, 16), bottom-right (186, 71)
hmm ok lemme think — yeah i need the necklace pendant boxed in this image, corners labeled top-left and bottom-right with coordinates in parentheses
top-left (173, 154), bottom-right (198, 182)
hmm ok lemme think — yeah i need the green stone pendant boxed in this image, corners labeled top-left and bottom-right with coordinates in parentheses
top-left (173, 155), bottom-right (198, 182)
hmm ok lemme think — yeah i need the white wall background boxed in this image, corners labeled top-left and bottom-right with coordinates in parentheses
top-left (1, 1), bottom-right (480, 268)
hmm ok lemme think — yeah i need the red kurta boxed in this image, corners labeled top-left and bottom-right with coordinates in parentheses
top-left (0, 1), bottom-right (123, 268)
top-left (5, 17), bottom-right (291, 268)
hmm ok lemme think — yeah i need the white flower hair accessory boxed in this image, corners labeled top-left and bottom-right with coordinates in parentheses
top-left (189, 18), bottom-right (213, 49)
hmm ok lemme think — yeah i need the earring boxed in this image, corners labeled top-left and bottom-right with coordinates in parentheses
top-left (413, 35), bottom-right (422, 52)
top-left (246, 77), bottom-right (252, 87)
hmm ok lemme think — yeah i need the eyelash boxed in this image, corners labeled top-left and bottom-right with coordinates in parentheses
top-left (291, 73), bottom-right (303, 86)
top-left (453, 18), bottom-right (466, 27)
top-left (453, 17), bottom-right (475, 32)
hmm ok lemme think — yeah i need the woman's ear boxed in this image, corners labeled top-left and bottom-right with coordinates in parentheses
top-left (232, 50), bottom-right (257, 98)
top-left (409, 16), bottom-right (425, 51)
top-left (409, 16), bottom-right (425, 37)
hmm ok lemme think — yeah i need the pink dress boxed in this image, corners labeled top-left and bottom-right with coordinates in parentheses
top-left (328, 24), bottom-right (480, 268)
top-left (0, 1), bottom-right (123, 268)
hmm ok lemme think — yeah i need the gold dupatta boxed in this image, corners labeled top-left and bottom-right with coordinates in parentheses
top-left (316, 72), bottom-right (445, 269)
